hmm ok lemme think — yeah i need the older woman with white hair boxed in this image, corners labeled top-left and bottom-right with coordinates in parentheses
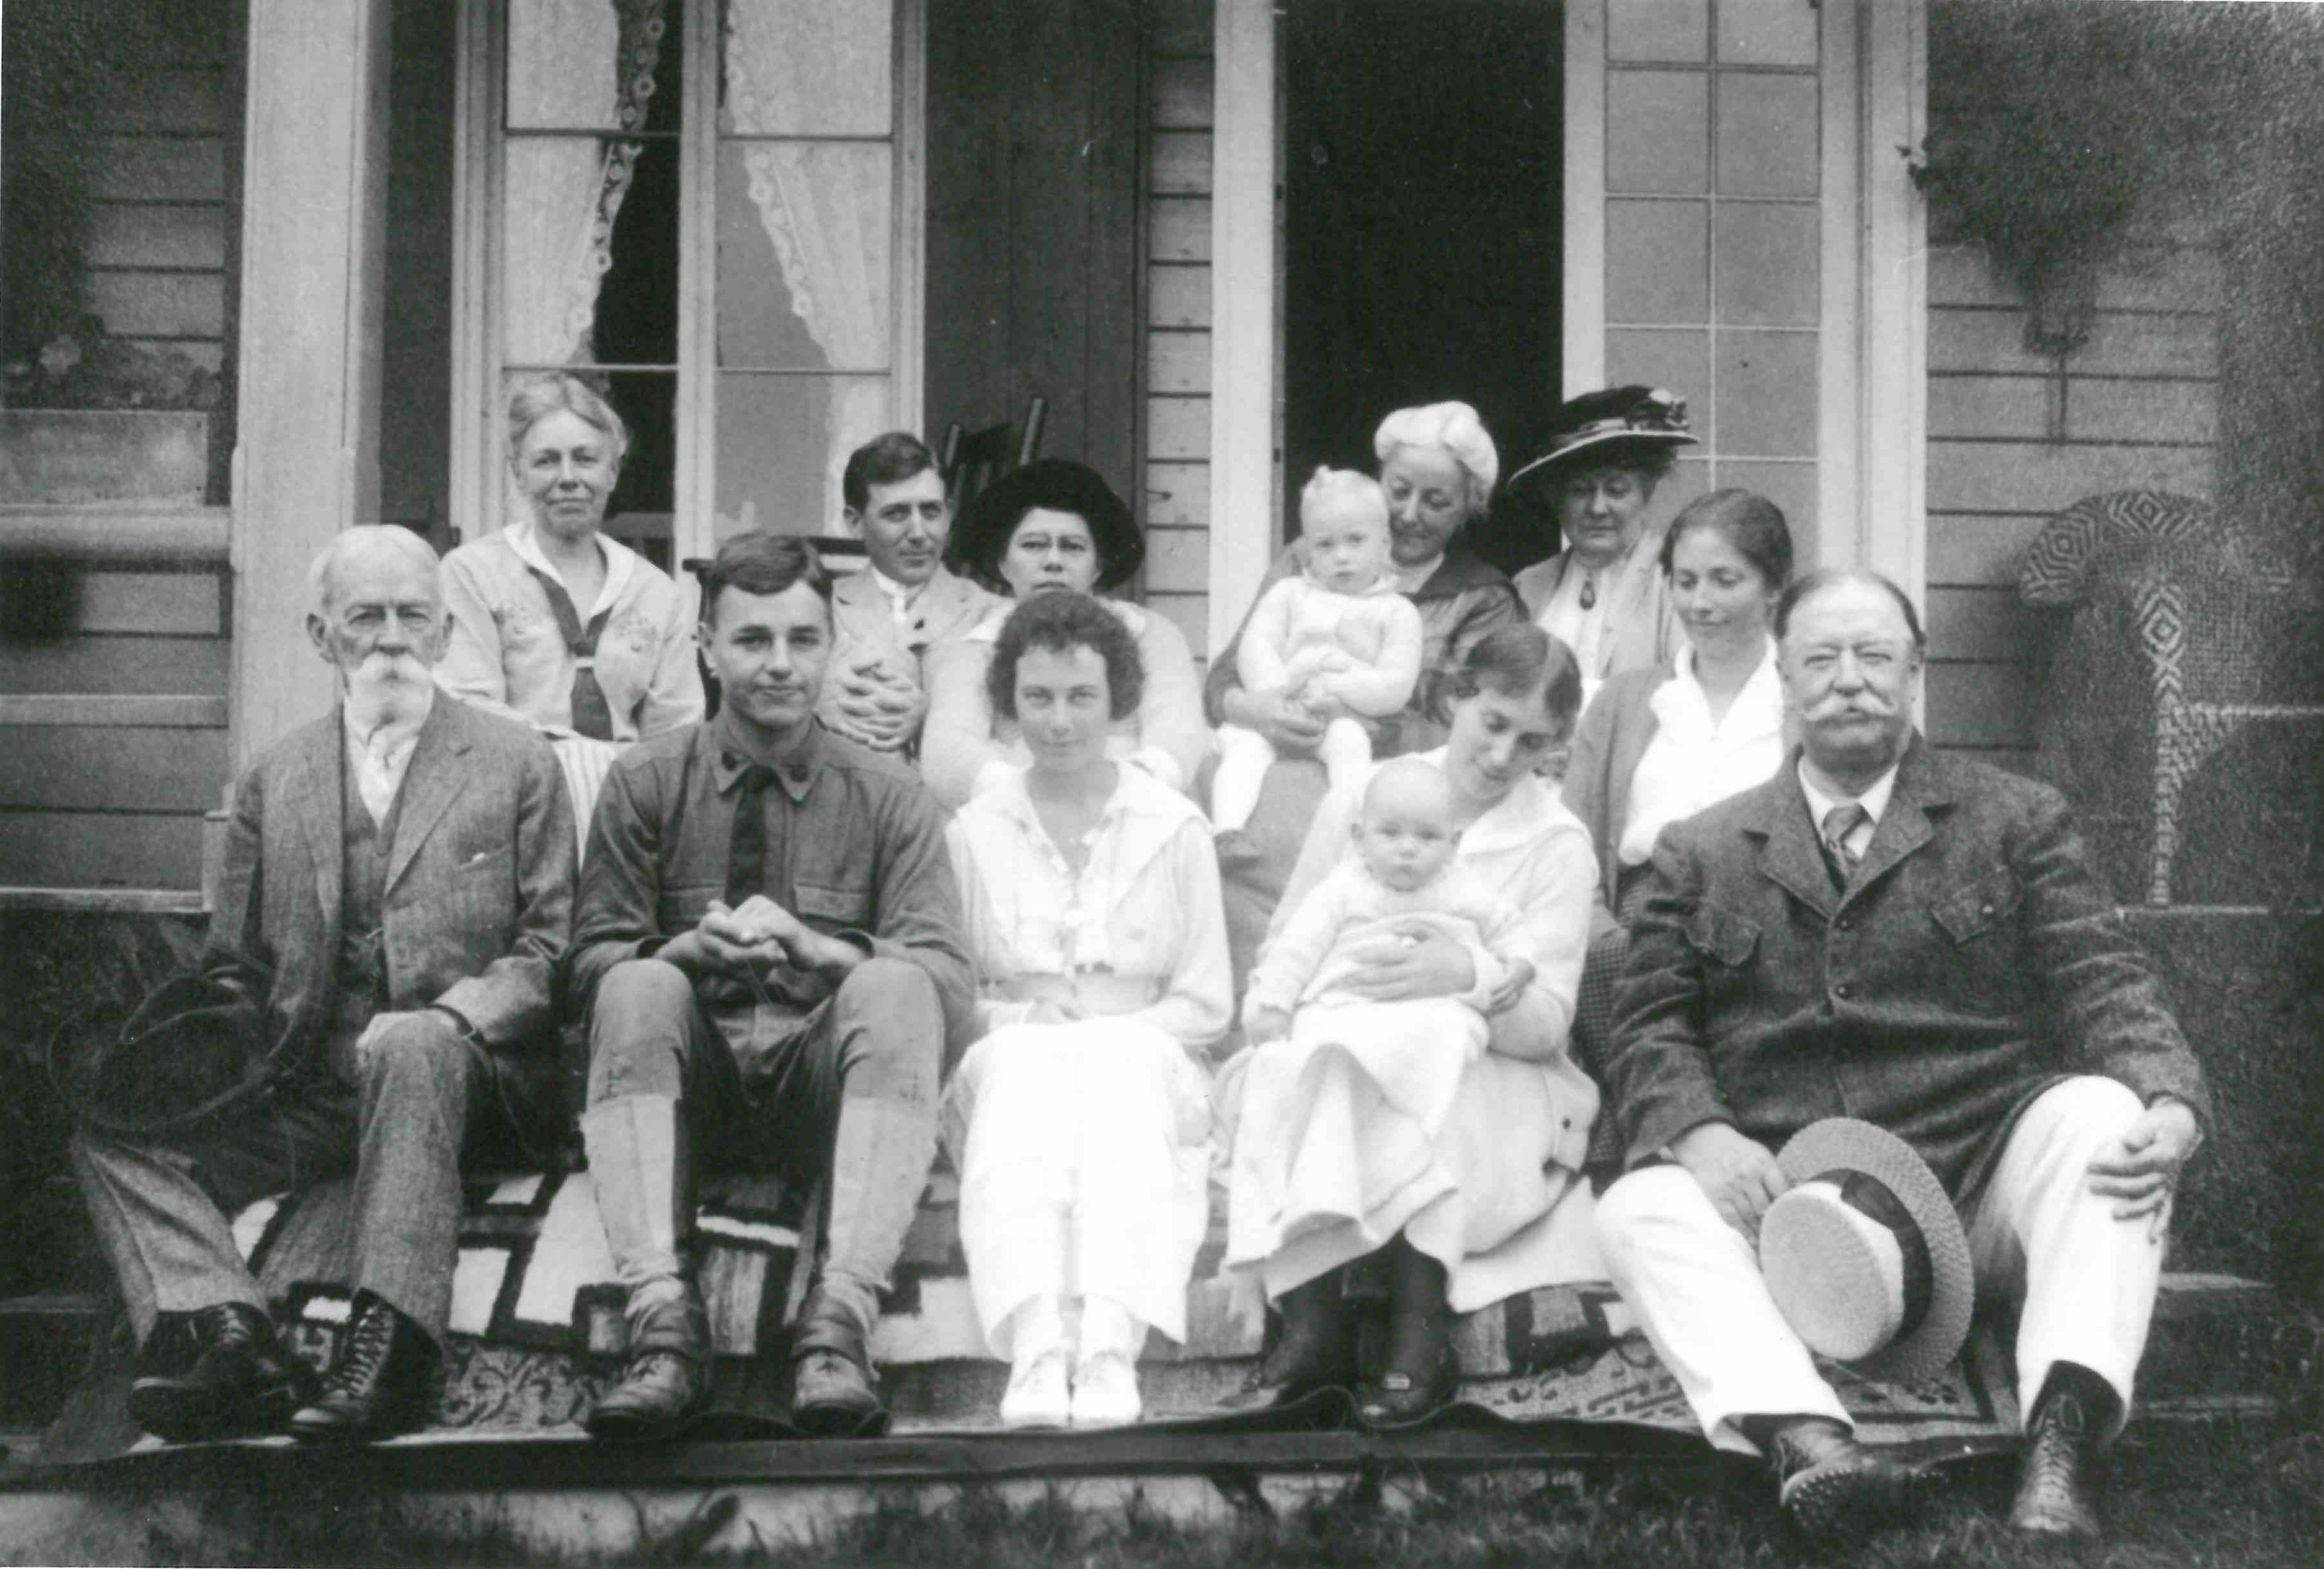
top-left (437, 373), bottom-right (703, 749)
top-left (1204, 401), bottom-right (1527, 975)
top-left (1208, 402), bottom-right (1524, 763)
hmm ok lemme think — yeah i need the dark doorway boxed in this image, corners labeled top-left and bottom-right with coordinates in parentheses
top-left (1282, 0), bottom-right (1561, 551)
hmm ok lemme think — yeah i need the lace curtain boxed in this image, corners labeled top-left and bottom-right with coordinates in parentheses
top-left (501, 0), bottom-right (668, 366)
top-left (724, 0), bottom-right (892, 521)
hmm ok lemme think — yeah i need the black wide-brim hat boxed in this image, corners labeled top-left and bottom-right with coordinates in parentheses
top-left (1505, 385), bottom-right (1697, 494)
top-left (50, 969), bottom-right (280, 1137)
top-left (1758, 1118), bottom-right (1976, 1386)
top-left (949, 459), bottom-right (1145, 594)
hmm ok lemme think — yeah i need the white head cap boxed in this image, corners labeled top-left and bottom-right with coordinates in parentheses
top-left (1372, 401), bottom-right (1499, 499)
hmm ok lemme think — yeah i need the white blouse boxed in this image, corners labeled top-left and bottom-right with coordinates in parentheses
top-left (1616, 639), bottom-right (1787, 866)
top-left (943, 764), bottom-right (1232, 1052)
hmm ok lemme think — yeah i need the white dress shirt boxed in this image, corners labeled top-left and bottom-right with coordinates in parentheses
top-left (343, 688), bottom-right (433, 828)
top-left (868, 564), bottom-right (925, 637)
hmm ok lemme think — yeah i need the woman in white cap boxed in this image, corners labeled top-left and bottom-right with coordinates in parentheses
top-left (1203, 403), bottom-right (1527, 977)
top-left (1505, 386), bottom-right (1699, 693)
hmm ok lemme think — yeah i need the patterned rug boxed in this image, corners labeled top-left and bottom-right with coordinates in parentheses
top-left (197, 1168), bottom-right (2023, 1456)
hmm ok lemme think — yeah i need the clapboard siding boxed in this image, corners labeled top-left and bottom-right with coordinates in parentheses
top-left (1925, 219), bottom-right (2222, 778)
top-left (0, 634), bottom-right (230, 695)
top-left (0, 811), bottom-right (206, 891)
top-left (0, 727), bottom-right (230, 814)
top-left (1143, 0), bottom-right (1214, 662)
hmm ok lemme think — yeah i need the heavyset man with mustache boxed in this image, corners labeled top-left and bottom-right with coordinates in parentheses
top-left (570, 530), bottom-right (972, 1439)
top-left (72, 526), bottom-right (576, 1444)
top-left (1591, 568), bottom-right (2211, 1545)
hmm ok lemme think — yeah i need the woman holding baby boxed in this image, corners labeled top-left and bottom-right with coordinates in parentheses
top-left (1217, 623), bottom-right (1603, 1426)
top-left (941, 591), bottom-right (1232, 1431)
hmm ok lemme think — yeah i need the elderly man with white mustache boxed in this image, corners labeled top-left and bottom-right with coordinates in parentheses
top-left (1593, 568), bottom-right (2210, 1546)
top-left (72, 526), bottom-right (574, 1446)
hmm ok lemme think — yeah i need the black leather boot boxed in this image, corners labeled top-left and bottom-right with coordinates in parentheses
top-left (1224, 1268), bottom-right (1356, 1412)
top-left (789, 1286), bottom-right (886, 1437)
top-left (1763, 1417), bottom-right (1925, 1543)
top-left (586, 1287), bottom-right (712, 1440)
top-left (1357, 1238), bottom-right (1458, 1427)
top-left (290, 1291), bottom-right (441, 1443)
top-left (2010, 1368), bottom-right (2109, 1539)
top-left (129, 1301), bottom-right (311, 1443)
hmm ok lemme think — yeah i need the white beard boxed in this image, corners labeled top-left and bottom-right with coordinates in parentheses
top-left (343, 654), bottom-right (435, 734)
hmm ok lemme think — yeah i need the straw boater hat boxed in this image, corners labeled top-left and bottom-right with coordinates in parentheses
top-left (1758, 1118), bottom-right (1976, 1386)
top-left (1503, 385), bottom-right (1698, 493)
top-left (949, 459), bottom-right (1145, 594)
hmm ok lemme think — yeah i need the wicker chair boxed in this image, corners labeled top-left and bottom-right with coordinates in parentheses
top-left (2018, 490), bottom-right (2314, 905)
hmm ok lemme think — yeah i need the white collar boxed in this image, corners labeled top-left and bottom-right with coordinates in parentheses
top-left (505, 519), bottom-right (636, 619)
top-left (977, 759), bottom-right (1201, 879)
top-left (1654, 637), bottom-right (1783, 737)
top-left (1798, 755), bottom-right (1899, 832)
top-left (866, 563), bottom-right (925, 611)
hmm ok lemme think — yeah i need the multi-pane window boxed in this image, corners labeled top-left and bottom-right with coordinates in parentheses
top-left (462, 0), bottom-right (919, 562)
top-left (1601, 0), bottom-right (1822, 560)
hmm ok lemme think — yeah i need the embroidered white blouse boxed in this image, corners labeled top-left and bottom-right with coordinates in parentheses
top-left (943, 763), bottom-right (1232, 1052)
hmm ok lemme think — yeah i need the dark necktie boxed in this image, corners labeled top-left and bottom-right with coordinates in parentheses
top-left (725, 762), bottom-right (779, 904)
top-left (525, 566), bottom-right (616, 742)
top-left (1821, 802), bottom-right (1870, 889)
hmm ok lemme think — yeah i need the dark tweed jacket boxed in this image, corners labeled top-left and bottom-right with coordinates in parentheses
top-left (1605, 736), bottom-right (2212, 1199)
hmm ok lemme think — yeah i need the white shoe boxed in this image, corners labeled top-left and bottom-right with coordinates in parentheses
top-left (1070, 1350), bottom-right (1143, 1428)
top-left (1000, 1349), bottom-right (1072, 1430)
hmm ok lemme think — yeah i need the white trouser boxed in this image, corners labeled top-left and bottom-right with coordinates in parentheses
top-left (1211, 718), bottom-right (1374, 832)
top-left (1595, 1076), bottom-right (2165, 1456)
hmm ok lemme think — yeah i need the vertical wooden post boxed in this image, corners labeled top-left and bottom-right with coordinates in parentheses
top-left (1207, 0), bottom-right (1277, 655)
top-left (228, 0), bottom-right (394, 766)
top-left (1561, 0), bottom-right (1607, 398)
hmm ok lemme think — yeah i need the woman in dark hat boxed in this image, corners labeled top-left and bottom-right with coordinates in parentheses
top-left (1506, 386), bottom-right (1697, 691)
top-left (921, 459), bottom-right (1210, 810)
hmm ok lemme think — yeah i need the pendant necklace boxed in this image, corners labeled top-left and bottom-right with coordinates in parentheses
top-left (1579, 572), bottom-right (1598, 612)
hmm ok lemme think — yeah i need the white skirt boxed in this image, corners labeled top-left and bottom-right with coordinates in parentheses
top-left (1217, 1035), bottom-right (1603, 1316)
top-left (943, 1018), bottom-right (1213, 1357)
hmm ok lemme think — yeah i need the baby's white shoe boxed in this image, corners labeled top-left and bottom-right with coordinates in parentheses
top-left (1001, 1349), bottom-right (1072, 1429)
top-left (1070, 1350), bottom-right (1142, 1428)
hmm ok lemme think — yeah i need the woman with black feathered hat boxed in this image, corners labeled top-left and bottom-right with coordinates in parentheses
top-left (1505, 386), bottom-right (1698, 692)
top-left (920, 459), bottom-right (1210, 811)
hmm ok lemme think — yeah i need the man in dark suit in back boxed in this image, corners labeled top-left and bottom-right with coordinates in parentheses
top-left (1594, 568), bottom-right (2210, 1544)
top-left (72, 526), bottom-right (574, 1444)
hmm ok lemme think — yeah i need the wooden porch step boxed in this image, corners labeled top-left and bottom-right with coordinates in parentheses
top-left (0, 1292), bottom-right (106, 1435)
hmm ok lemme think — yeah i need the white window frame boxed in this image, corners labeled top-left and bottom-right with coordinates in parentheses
top-left (448, 0), bottom-right (927, 568)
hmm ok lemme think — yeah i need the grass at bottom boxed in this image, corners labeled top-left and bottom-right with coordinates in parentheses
top-left (12, 1424), bottom-right (2321, 1567)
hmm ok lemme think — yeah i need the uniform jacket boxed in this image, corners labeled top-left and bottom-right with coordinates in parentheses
top-left (1605, 737), bottom-right (2212, 1198)
top-left (205, 694), bottom-right (576, 1066)
top-left (817, 564), bottom-right (1000, 737)
top-left (569, 718), bottom-right (976, 1062)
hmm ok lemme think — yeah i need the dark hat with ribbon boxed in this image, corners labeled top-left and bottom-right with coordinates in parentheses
top-left (1505, 385), bottom-right (1697, 494)
top-left (1758, 1117), bottom-right (1976, 1385)
top-left (948, 459), bottom-right (1145, 594)
top-left (50, 967), bottom-right (286, 1137)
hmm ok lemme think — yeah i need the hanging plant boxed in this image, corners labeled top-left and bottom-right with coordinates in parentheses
top-left (1908, 3), bottom-right (2260, 357)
